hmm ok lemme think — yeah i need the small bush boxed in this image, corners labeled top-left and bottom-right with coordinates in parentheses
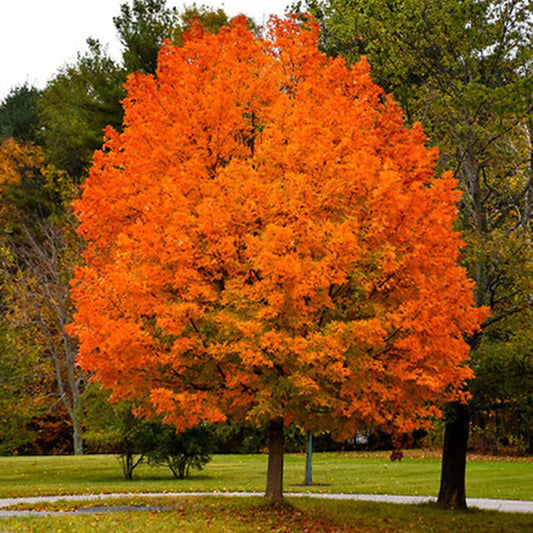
top-left (147, 424), bottom-right (213, 479)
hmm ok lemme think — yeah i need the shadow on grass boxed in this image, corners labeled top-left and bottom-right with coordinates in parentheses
top-left (418, 502), bottom-right (485, 515)
top-left (120, 473), bottom-right (215, 482)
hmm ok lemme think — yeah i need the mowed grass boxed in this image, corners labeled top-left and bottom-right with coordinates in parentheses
top-left (1, 453), bottom-right (531, 532)
top-left (0, 451), bottom-right (531, 500)
top-left (2, 496), bottom-right (533, 533)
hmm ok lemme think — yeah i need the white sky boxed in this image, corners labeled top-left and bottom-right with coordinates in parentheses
top-left (0, 0), bottom-right (295, 101)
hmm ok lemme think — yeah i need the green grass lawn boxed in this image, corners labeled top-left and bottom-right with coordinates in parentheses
top-left (0, 451), bottom-right (531, 500)
top-left (0, 452), bottom-right (531, 532)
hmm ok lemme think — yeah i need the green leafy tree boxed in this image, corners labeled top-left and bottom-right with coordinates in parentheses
top-left (38, 39), bottom-right (125, 179)
top-left (114, 0), bottom-right (231, 75)
top-left (81, 385), bottom-right (212, 479)
top-left (470, 313), bottom-right (533, 455)
top-left (80, 385), bottom-right (157, 479)
top-left (0, 84), bottom-right (41, 142)
top-left (179, 4), bottom-right (230, 37)
top-left (114, 0), bottom-right (181, 74)
top-left (298, 0), bottom-right (533, 509)
top-left (39, 3), bottom-right (232, 181)
top-left (0, 326), bottom-right (46, 454)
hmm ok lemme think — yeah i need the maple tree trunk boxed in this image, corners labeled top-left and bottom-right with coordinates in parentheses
top-left (265, 418), bottom-right (284, 503)
top-left (437, 402), bottom-right (469, 509)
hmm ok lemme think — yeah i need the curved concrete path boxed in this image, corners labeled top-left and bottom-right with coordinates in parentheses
top-left (0, 491), bottom-right (532, 517)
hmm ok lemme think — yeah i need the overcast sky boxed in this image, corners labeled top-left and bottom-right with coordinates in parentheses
top-left (0, 0), bottom-right (295, 101)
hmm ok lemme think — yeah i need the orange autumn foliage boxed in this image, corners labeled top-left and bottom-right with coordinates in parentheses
top-left (70, 16), bottom-right (487, 438)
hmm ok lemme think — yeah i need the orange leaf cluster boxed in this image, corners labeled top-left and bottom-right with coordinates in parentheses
top-left (70, 16), bottom-right (487, 437)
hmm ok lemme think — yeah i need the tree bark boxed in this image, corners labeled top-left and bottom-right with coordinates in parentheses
top-left (437, 402), bottom-right (470, 509)
top-left (3, 221), bottom-right (86, 455)
top-left (265, 418), bottom-right (284, 503)
top-left (72, 419), bottom-right (84, 455)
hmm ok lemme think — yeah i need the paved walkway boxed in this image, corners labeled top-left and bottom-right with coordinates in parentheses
top-left (0, 491), bottom-right (531, 517)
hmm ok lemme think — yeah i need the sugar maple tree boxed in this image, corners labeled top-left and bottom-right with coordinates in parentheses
top-left (70, 16), bottom-right (486, 501)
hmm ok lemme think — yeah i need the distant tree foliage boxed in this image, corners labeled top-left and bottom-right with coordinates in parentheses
top-left (114, 0), bottom-right (181, 74)
top-left (0, 84), bottom-right (41, 142)
top-left (179, 5), bottom-right (231, 38)
top-left (0, 1), bottom-right (239, 457)
top-left (38, 39), bottom-right (125, 179)
top-left (0, 327), bottom-right (44, 455)
top-left (1, 218), bottom-right (85, 454)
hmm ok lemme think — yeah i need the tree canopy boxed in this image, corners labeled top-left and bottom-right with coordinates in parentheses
top-left (0, 84), bottom-right (41, 142)
top-left (70, 16), bottom-right (485, 500)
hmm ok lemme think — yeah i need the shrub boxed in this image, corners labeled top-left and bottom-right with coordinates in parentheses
top-left (147, 423), bottom-right (213, 479)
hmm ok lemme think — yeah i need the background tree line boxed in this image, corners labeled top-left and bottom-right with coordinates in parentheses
top-left (0, 0), bottom-right (531, 509)
top-left (0, 0), bottom-right (230, 456)
top-left (295, 0), bottom-right (533, 507)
